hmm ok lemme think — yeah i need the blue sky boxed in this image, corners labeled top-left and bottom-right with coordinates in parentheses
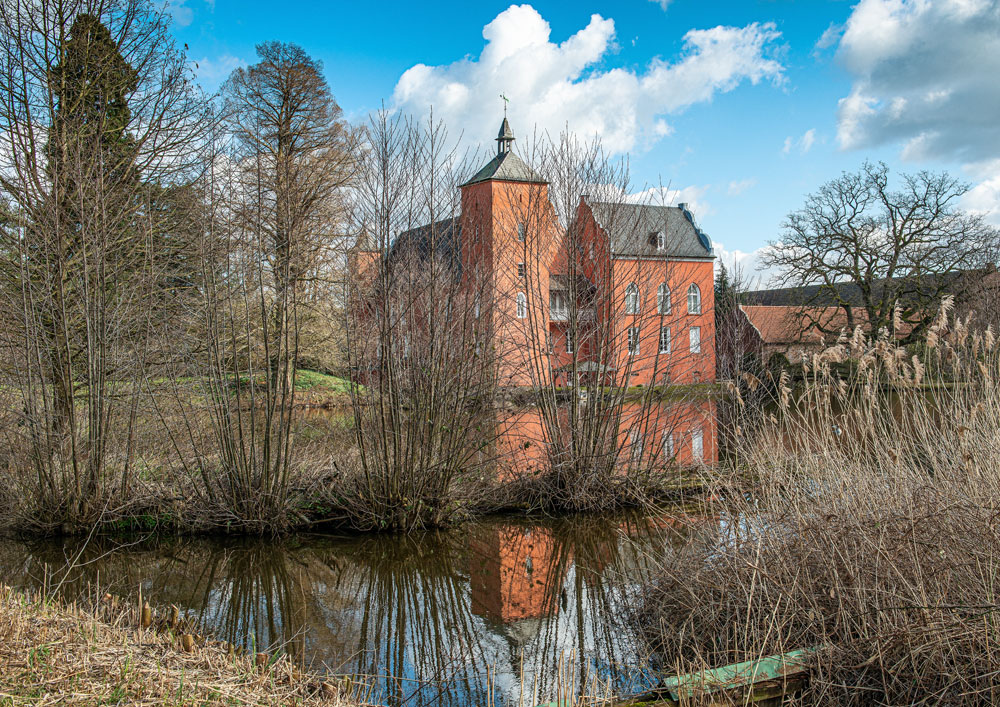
top-left (167, 0), bottom-right (1000, 283)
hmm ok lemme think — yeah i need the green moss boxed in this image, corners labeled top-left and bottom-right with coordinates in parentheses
top-left (293, 369), bottom-right (355, 393)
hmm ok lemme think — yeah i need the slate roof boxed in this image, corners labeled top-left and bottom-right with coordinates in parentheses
top-left (741, 271), bottom-right (994, 308)
top-left (583, 199), bottom-right (714, 260)
top-left (461, 150), bottom-right (547, 187)
top-left (388, 217), bottom-right (461, 269)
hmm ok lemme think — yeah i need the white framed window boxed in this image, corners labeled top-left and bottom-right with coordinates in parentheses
top-left (657, 231), bottom-right (666, 250)
top-left (689, 326), bottom-right (701, 354)
top-left (517, 223), bottom-right (526, 242)
top-left (630, 428), bottom-right (643, 461)
top-left (550, 290), bottom-right (568, 321)
top-left (691, 427), bottom-right (704, 461)
top-left (625, 283), bottom-right (639, 314)
top-left (516, 292), bottom-right (527, 319)
top-left (687, 283), bottom-right (701, 314)
top-left (517, 262), bottom-right (525, 278)
top-left (663, 432), bottom-right (674, 459)
top-left (657, 283), bottom-right (671, 315)
top-left (566, 329), bottom-right (574, 354)
top-left (659, 326), bottom-right (671, 354)
top-left (627, 326), bottom-right (640, 356)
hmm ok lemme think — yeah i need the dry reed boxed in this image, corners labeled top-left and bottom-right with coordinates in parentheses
top-left (639, 300), bottom-right (1000, 705)
top-left (0, 584), bottom-right (364, 706)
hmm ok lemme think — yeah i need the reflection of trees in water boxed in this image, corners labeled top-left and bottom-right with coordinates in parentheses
top-left (0, 512), bottom-right (707, 707)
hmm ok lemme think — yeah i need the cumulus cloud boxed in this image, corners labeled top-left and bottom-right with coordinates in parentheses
top-left (833, 0), bottom-right (1000, 223)
top-left (392, 4), bottom-right (784, 154)
top-left (782, 128), bottom-right (816, 155)
top-left (712, 242), bottom-right (781, 285)
top-left (835, 0), bottom-right (1000, 163)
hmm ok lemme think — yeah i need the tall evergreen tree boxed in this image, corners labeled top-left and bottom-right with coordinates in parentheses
top-left (40, 13), bottom-right (141, 434)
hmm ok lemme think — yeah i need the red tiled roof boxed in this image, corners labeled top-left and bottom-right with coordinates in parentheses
top-left (740, 305), bottom-right (858, 344)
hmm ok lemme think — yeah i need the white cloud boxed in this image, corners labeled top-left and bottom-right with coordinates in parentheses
top-left (782, 128), bottom-right (816, 155)
top-left (627, 184), bottom-right (712, 218)
top-left (727, 178), bottom-right (757, 196)
top-left (392, 4), bottom-right (784, 154)
top-left (833, 0), bottom-right (1000, 226)
top-left (193, 54), bottom-right (247, 92)
top-left (164, 0), bottom-right (193, 26)
top-left (650, 0), bottom-right (672, 11)
top-left (835, 0), bottom-right (1000, 163)
top-left (815, 22), bottom-right (844, 51)
top-left (712, 242), bottom-right (781, 286)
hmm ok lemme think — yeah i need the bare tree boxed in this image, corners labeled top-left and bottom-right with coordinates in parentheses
top-left (0, 0), bottom-right (210, 530)
top-left (763, 161), bottom-right (1000, 341)
top-left (175, 41), bottom-right (355, 530)
top-left (344, 110), bottom-right (500, 531)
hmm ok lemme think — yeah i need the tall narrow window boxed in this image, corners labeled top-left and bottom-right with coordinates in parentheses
top-left (657, 231), bottom-right (666, 250)
top-left (689, 326), bottom-right (701, 354)
top-left (550, 290), bottom-right (567, 320)
top-left (516, 292), bottom-right (527, 319)
top-left (627, 327), bottom-right (640, 355)
top-left (663, 432), bottom-right (674, 459)
top-left (625, 283), bottom-right (639, 314)
top-left (517, 262), bottom-right (525, 278)
top-left (474, 295), bottom-right (481, 318)
top-left (566, 329), bottom-right (575, 354)
top-left (660, 326), bottom-right (671, 354)
top-left (657, 283), bottom-right (671, 314)
top-left (691, 427), bottom-right (704, 461)
top-left (630, 429), bottom-right (643, 462)
top-left (687, 283), bottom-right (701, 314)
top-left (517, 223), bottom-right (526, 242)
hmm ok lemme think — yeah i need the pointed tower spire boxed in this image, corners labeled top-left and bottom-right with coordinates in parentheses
top-left (497, 117), bottom-right (514, 156)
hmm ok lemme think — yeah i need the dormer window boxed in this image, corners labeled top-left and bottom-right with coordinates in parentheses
top-left (648, 231), bottom-right (666, 250)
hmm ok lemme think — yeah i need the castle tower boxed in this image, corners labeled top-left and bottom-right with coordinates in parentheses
top-left (460, 118), bottom-right (559, 387)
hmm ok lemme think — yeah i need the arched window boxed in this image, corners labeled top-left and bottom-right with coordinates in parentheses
top-left (625, 283), bottom-right (639, 314)
top-left (687, 283), bottom-right (701, 314)
top-left (516, 292), bottom-right (527, 319)
top-left (657, 283), bottom-right (671, 315)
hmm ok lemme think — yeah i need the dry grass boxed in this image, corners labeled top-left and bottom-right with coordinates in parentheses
top-left (0, 585), bottom-right (365, 706)
top-left (639, 301), bottom-right (1000, 705)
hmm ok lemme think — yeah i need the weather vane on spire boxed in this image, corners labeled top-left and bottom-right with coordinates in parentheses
top-left (500, 93), bottom-right (509, 116)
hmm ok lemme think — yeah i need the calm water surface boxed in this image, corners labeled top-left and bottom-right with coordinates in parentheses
top-left (0, 513), bottom-right (707, 707)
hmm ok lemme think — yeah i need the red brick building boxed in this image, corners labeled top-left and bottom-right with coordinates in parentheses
top-left (362, 117), bottom-right (718, 391)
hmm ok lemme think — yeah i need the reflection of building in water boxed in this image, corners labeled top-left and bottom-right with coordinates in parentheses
top-left (469, 525), bottom-right (565, 625)
top-left (618, 398), bottom-right (718, 467)
top-left (496, 397), bottom-right (718, 478)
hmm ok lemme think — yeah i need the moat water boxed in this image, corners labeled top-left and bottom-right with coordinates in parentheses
top-left (0, 512), bottom-right (708, 707)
